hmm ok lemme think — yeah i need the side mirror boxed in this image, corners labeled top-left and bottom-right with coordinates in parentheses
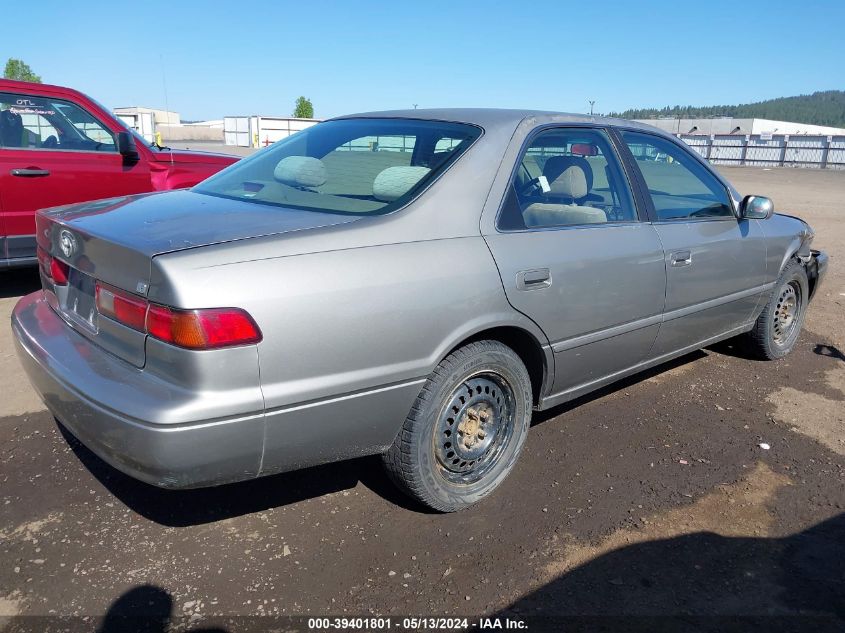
top-left (740, 195), bottom-right (774, 220)
top-left (116, 131), bottom-right (140, 161)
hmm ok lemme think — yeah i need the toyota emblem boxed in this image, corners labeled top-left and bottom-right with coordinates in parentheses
top-left (59, 230), bottom-right (77, 258)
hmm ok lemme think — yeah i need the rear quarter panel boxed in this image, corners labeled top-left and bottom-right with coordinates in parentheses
top-left (150, 235), bottom-right (549, 472)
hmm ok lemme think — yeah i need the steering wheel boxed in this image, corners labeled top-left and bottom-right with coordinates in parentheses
top-left (41, 135), bottom-right (58, 149)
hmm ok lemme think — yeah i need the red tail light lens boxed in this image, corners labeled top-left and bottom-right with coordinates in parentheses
top-left (94, 281), bottom-right (262, 349)
top-left (146, 305), bottom-right (262, 349)
top-left (37, 247), bottom-right (69, 285)
top-left (95, 282), bottom-right (148, 331)
top-left (50, 258), bottom-right (70, 285)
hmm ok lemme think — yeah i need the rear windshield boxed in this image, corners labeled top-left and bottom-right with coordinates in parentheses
top-left (194, 118), bottom-right (481, 215)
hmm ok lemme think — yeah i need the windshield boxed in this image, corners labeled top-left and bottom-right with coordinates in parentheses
top-left (194, 118), bottom-right (482, 215)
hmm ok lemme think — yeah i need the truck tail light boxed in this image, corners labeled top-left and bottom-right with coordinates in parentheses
top-left (146, 305), bottom-right (262, 349)
top-left (37, 247), bottom-right (69, 285)
top-left (95, 281), bottom-right (262, 349)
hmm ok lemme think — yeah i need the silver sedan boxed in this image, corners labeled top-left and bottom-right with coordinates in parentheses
top-left (12, 109), bottom-right (827, 511)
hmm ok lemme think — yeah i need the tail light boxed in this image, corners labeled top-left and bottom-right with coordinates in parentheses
top-left (96, 283), bottom-right (147, 331)
top-left (94, 281), bottom-right (262, 350)
top-left (146, 305), bottom-right (262, 349)
top-left (37, 247), bottom-right (69, 285)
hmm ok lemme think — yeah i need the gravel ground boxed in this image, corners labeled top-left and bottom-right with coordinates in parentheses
top-left (0, 166), bottom-right (843, 632)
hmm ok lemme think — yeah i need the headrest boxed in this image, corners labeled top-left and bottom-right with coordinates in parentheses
top-left (274, 156), bottom-right (327, 188)
top-left (0, 110), bottom-right (24, 147)
top-left (373, 166), bottom-right (430, 202)
top-left (543, 156), bottom-right (593, 199)
top-left (0, 109), bottom-right (22, 126)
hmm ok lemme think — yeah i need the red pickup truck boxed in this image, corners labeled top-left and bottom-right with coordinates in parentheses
top-left (0, 79), bottom-right (238, 268)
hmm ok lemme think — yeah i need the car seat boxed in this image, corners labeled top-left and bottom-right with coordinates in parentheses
top-left (0, 109), bottom-right (26, 148)
top-left (523, 159), bottom-right (607, 227)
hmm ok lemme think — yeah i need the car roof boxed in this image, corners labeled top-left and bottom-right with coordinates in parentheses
top-left (332, 107), bottom-right (664, 134)
top-left (0, 78), bottom-right (92, 102)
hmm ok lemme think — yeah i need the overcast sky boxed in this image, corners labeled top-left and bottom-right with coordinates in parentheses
top-left (3, 0), bottom-right (842, 121)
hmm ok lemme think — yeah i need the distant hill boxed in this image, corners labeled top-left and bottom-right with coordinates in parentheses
top-left (610, 90), bottom-right (845, 128)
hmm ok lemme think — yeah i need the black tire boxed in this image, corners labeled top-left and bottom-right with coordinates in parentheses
top-left (745, 259), bottom-right (809, 360)
top-left (383, 340), bottom-right (533, 512)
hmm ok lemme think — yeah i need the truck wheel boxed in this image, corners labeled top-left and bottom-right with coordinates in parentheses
top-left (383, 340), bottom-right (533, 512)
top-left (745, 259), bottom-right (808, 360)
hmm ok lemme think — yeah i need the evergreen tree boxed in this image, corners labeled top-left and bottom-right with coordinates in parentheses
top-left (609, 91), bottom-right (845, 128)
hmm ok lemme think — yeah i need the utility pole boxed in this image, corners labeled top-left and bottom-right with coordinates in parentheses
top-left (589, 100), bottom-right (595, 116)
top-left (412, 103), bottom-right (418, 109)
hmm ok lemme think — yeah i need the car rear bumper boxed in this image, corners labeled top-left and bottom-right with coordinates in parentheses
top-left (11, 291), bottom-right (264, 489)
top-left (808, 249), bottom-right (828, 300)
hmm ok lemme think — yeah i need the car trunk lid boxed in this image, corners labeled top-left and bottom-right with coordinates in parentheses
top-left (37, 190), bottom-right (362, 366)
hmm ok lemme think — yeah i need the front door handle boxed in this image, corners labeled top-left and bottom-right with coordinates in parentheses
top-left (11, 168), bottom-right (50, 177)
top-left (670, 250), bottom-right (692, 267)
top-left (517, 268), bottom-right (551, 290)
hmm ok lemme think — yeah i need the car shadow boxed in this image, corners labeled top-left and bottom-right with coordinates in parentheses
top-left (813, 343), bottom-right (845, 362)
top-left (496, 512), bottom-right (845, 632)
top-left (0, 267), bottom-right (40, 299)
top-left (531, 350), bottom-right (707, 427)
top-left (68, 513), bottom-right (845, 632)
top-left (705, 336), bottom-right (760, 361)
top-left (58, 423), bottom-right (429, 527)
top-left (58, 351), bottom-right (718, 525)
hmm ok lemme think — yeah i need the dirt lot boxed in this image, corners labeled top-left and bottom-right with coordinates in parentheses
top-left (0, 166), bottom-right (843, 632)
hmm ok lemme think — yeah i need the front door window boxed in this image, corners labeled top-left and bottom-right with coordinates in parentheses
top-left (0, 92), bottom-right (116, 152)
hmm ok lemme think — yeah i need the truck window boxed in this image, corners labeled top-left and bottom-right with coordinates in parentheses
top-left (0, 92), bottom-right (116, 152)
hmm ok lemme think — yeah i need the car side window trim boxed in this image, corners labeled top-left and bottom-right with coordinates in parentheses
top-left (612, 127), bottom-right (738, 223)
top-left (494, 123), bottom-right (647, 233)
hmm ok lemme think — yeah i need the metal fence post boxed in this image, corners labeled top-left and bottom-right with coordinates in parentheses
top-left (779, 135), bottom-right (788, 167)
top-left (821, 136), bottom-right (831, 169)
top-left (740, 135), bottom-right (749, 167)
top-left (706, 135), bottom-right (713, 161)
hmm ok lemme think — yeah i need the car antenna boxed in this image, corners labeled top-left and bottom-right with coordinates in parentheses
top-left (160, 54), bottom-right (173, 162)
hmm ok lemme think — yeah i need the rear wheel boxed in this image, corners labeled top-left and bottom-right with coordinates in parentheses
top-left (383, 341), bottom-right (532, 512)
top-left (745, 259), bottom-right (808, 359)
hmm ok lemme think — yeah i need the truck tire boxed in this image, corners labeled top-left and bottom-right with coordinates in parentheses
top-left (383, 340), bottom-right (533, 512)
top-left (745, 259), bottom-right (809, 360)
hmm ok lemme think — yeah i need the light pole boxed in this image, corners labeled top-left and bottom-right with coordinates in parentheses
top-left (589, 100), bottom-right (595, 116)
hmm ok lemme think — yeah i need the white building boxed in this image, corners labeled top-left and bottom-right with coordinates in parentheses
top-left (113, 106), bottom-right (181, 143)
top-left (113, 106), bottom-right (180, 126)
top-left (223, 115), bottom-right (320, 147)
top-left (635, 117), bottom-right (845, 137)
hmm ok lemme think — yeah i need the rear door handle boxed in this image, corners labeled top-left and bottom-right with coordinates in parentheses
top-left (670, 250), bottom-right (692, 267)
top-left (517, 268), bottom-right (551, 290)
top-left (11, 168), bottom-right (50, 177)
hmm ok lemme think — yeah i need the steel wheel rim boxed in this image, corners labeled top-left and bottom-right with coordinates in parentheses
top-left (434, 372), bottom-right (516, 485)
top-left (772, 281), bottom-right (801, 346)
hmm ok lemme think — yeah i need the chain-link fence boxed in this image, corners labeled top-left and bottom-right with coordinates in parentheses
top-left (678, 134), bottom-right (845, 169)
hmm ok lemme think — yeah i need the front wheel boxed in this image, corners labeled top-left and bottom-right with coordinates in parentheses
top-left (744, 259), bottom-right (808, 360)
top-left (382, 340), bottom-right (533, 512)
